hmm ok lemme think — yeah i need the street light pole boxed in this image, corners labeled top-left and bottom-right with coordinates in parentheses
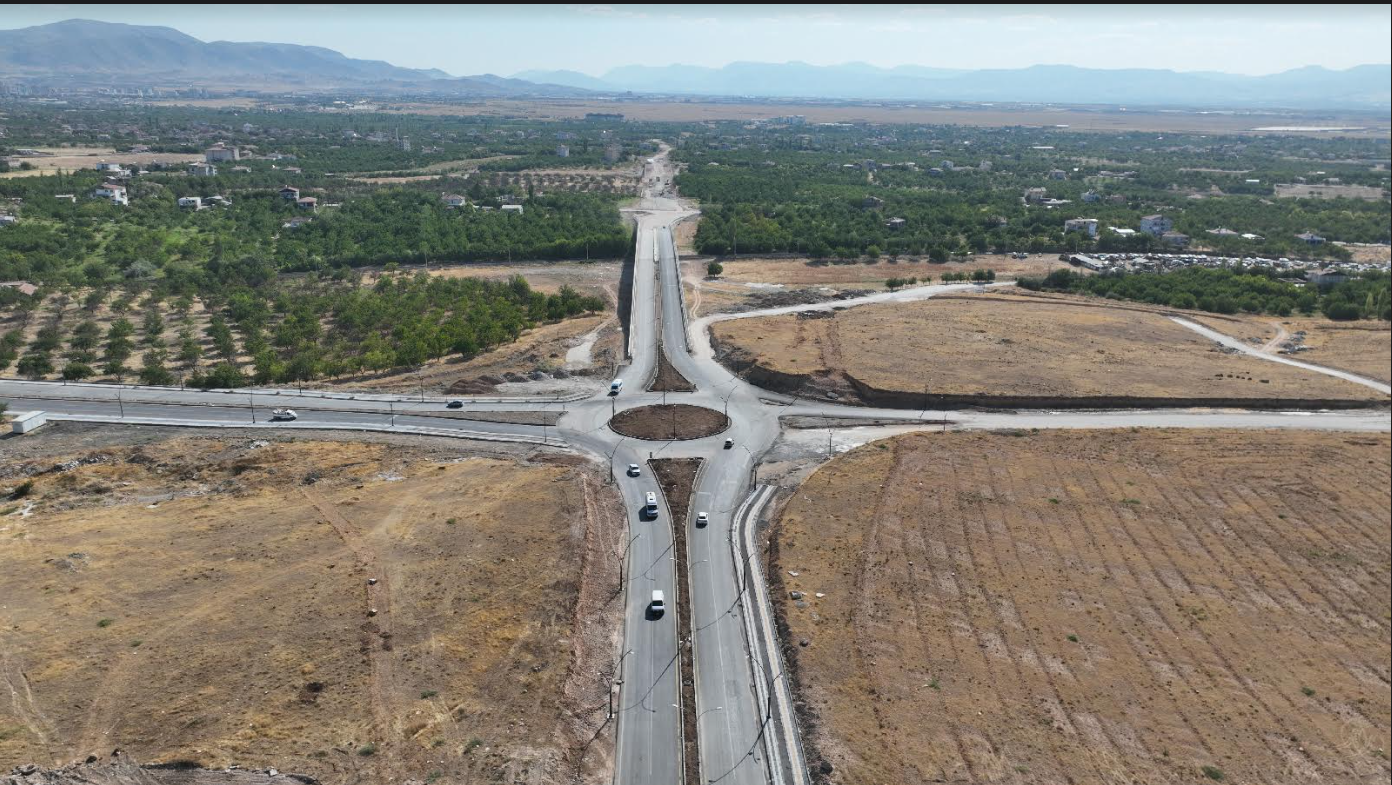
top-left (117, 388), bottom-right (124, 419)
top-left (249, 393), bottom-right (255, 423)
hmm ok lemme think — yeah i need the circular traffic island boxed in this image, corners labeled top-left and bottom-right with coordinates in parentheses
top-left (609, 404), bottom-right (730, 441)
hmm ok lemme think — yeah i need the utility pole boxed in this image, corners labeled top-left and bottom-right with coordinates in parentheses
top-left (117, 389), bottom-right (124, 419)
top-left (249, 393), bottom-right (255, 423)
top-left (389, 401), bottom-right (395, 428)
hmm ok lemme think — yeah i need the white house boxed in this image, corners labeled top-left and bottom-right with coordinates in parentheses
top-left (556, 144), bottom-right (570, 158)
top-left (1296, 232), bottom-right (1325, 245)
top-left (1064, 218), bottom-right (1099, 237)
top-left (279, 186), bottom-right (300, 201)
top-left (1140, 214), bottom-right (1172, 236)
top-left (1109, 227), bottom-right (1137, 236)
top-left (1048, 169), bottom-right (1067, 180)
top-left (187, 162), bottom-right (217, 176)
top-left (441, 194), bottom-right (468, 208)
top-left (1023, 187), bottom-right (1047, 203)
top-left (177, 196), bottom-right (203, 209)
top-left (92, 182), bottom-right (128, 206)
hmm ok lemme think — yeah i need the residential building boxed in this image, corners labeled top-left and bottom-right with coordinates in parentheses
top-left (978, 160), bottom-right (992, 171)
top-left (862, 195), bottom-right (885, 210)
top-left (91, 182), bottom-right (128, 206)
top-left (1064, 218), bottom-right (1099, 237)
top-left (0, 281), bottom-right (38, 296)
top-left (1296, 232), bottom-right (1325, 245)
top-left (296, 197), bottom-right (318, 211)
top-left (207, 195), bottom-right (232, 207)
top-left (555, 144), bottom-right (570, 158)
top-left (1161, 231), bottom-right (1190, 247)
top-left (500, 204), bottom-right (524, 214)
top-left (0, 215), bottom-right (16, 227)
top-left (279, 186), bottom-right (300, 201)
top-left (1308, 268), bottom-right (1348, 285)
top-left (1081, 190), bottom-right (1101, 203)
top-left (1048, 169), bottom-right (1067, 180)
top-left (187, 162), bottom-right (217, 176)
top-left (1024, 187), bottom-right (1047, 203)
top-left (204, 145), bottom-right (239, 162)
top-left (282, 216), bottom-right (313, 229)
top-left (885, 217), bottom-right (907, 230)
top-left (177, 196), bottom-right (203, 209)
top-left (441, 194), bottom-right (468, 208)
top-left (1207, 227), bottom-right (1240, 237)
top-left (1241, 233), bottom-right (1265, 241)
top-left (604, 143), bottom-right (622, 163)
top-left (1140, 214), bottom-right (1173, 236)
top-left (1109, 227), bottom-right (1137, 237)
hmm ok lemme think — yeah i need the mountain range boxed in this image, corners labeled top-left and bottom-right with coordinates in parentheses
top-left (516, 61), bottom-right (1392, 110)
top-left (0, 20), bottom-right (586, 97)
top-left (1, 20), bottom-right (1388, 110)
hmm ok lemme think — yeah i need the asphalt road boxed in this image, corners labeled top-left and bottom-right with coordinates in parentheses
top-left (4, 149), bottom-right (1389, 785)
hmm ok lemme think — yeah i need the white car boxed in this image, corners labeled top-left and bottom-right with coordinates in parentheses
top-left (627, 463), bottom-right (641, 477)
top-left (269, 408), bottom-right (297, 421)
top-left (695, 512), bottom-right (709, 527)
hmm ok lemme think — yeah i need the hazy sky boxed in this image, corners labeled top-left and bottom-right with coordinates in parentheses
top-left (6, 5), bottom-right (1390, 77)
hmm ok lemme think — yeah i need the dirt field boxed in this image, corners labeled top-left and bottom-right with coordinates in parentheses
top-left (608, 404), bottom-right (728, 441)
top-left (711, 292), bottom-right (1386, 402)
top-left (1, 148), bottom-right (202, 179)
top-left (1194, 314), bottom-right (1391, 384)
top-left (1275, 183), bottom-right (1388, 200)
top-left (684, 255), bottom-right (1065, 316)
top-left (0, 428), bottom-right (625, 784)
top-left (649, 346), bottom-right (695, 392)
top-left (360, 101), bottom-right (1392, 136)
top-left (772, 428), bottom-right (1391, 785)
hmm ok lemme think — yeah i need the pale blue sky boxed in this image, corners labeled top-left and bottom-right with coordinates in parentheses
top-left (6, 5), bottom-right (1390, 77)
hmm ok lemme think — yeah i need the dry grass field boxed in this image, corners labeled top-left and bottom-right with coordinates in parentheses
top-left (364, 100), bottom-right (1391, 136)
top-left (1, 147), bottom-right (202, 178)
top-left (0, 432), bottom-right (624, 784)
top-left (711, 293), bottom-right (1384, 401)
top-left (773, 428), bottom-right (1391, 785)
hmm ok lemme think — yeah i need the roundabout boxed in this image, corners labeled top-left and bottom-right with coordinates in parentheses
top-left (608, 403), bottom-right (730, 441)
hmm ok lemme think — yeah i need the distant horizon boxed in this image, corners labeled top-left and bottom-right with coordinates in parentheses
top-left (2, 6), bottom-right (1389, 78)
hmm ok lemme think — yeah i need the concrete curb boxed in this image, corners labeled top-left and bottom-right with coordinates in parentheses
top-left (733, 485), bottom-right (810, 785)
top-left (23, 412), bottom-right (560, 448)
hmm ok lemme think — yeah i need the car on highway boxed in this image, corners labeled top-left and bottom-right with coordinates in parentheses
top-left (696, 511), bottom-right (709, 527)
top-left (724, 438), bottom-right (734, 449)
top-left (627, 463), bottom-right (641, 477)
top-left (269, 408), bottom-right (297, 421)
top-left (446, 400), bottom-right (463, 409)
top-left (649, 590), bottom-right (665, 617)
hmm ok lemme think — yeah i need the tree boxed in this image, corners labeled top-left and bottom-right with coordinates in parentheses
top-left (62, 362), bottom-right (95, 381)
top-left (17, 353), bottom-right (54, 378)
top-left (707, 261), bottom-right (724, 277)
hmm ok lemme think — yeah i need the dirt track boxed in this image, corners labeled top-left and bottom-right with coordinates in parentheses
top-left (773, 428), bottom-right (1392, 785)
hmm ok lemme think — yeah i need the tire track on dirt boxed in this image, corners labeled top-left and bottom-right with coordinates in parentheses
top-left (1048, 458), bottom-right (1268, 782)
top-left (847, 442), bottom-right (939, 780)
top-left (301, 487), bottom-right (397, 751)
top-left (1001, 459), bottom-right (1213, 780)
top-left (886, 444), bottom-right (987, 780)
top-left (939, 449), bottom-right (1081, 782)
top-left (1, 642), bottom-right (57, 756)
top-left (1080, 463), bottom-right (1317, 780)
top-left (973, 454), bottom-right (1150, 781)
top-left (1150, 468), bottom-right (1378, 776)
